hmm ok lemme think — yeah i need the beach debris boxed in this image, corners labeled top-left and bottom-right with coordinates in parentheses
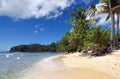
top-left (80, 46), bottom-right (112, 57)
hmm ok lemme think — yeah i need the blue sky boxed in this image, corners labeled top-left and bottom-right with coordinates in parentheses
top-left (0, 0), bottom-right (99, 51)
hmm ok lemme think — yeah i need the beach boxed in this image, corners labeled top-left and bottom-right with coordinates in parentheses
top-left (22, 50), bottom-right (120, 79)
top-left (61, 51), bottom-right (120, 79)
top-left (1, 0), bottom-right (120, 79)
top-left (0, 52), bottom-right (60, 79)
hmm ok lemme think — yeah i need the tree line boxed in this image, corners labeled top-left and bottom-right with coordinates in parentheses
top-left (9, 43), bottom-right (57, 52)
top-left (87, 0), bottom-right (120, 50)
top-left (57, 0), bottom-right (120, 55)
top-left (10, 0), bottom-right (120, 55)
top-left (56, 8), bottom-right (111, 55)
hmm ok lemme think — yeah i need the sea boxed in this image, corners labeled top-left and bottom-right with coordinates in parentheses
top-left (0, 52), bottom-right (61, 79)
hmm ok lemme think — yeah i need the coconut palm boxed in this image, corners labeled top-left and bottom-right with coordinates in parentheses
top-left (86, 4), bottom-right (96, 19)
top-left (113, 4), bottom-right (120, 48)
top-left (87, 0), bottom-right (120, 50)
top-left (116, 13), bottom-right (120, 48)
top-left (69, 8), bottom-right (96, 51)
top-left (108, 0), bottom-right (115, 49)
top-left (104, 0), bottom-right (120, 49)
top-left (69, 8), bottom-right (89, 48)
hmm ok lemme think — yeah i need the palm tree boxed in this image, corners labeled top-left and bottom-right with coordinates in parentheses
top-left (69, 8), bottom-right (88, 48)
top-left (113, 5), bottom-right (120, 48)
top-left (87, 0), bottom-right (120, 50)
top-left (116, 13), bottom-right (119, 48)
top-left (99, 0), bottom-right (120, 49)
top-left (69, 8), bottom-right (95, 50)
top-left (107, 0), bottom-right (120, 49)
top-left (86, 4), bottom-right (96, 19)
top-left (108, 0), bottom-right (115, 50)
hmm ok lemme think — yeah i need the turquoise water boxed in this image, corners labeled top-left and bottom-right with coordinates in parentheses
top-left (0, 52), bottom-right (60, 79)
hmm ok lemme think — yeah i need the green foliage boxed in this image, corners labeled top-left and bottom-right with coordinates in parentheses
top-left (10, 7), bottom-right (113, 53)
top-left (86, 25), bottom-right (110, 49)
top-left (57, 22), bottom-right (111, 53)
top-left (55, 0), bottom-right (119, 52)
top-left (77, 46), bottom-right (82, 52)
top-left (9, 43), bottom-right (58, 52)
top-left (69, 8), bottom-right (90, 50)
top-left (56, 32), bottom-right (70, 52)
top-left (57, 8), bottom-right (96, 52)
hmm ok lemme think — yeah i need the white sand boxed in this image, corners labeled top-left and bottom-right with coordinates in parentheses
top-left (62, 51), bottom-right (120, 79)
top-left (22, 50), bottom-right (120, 79)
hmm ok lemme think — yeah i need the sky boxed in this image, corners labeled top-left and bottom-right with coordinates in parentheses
top-left (0, 0), bottom-right (100, 51)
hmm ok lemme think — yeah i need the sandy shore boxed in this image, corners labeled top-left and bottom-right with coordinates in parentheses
top-left (61, 50), bottom-right (120, 79)
top-left (22, 50), bottom-right (120, 79)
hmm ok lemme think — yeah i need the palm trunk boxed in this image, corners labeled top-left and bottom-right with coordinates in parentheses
top-left (116, 14), bottom-right (119, 48)
top-left (108, 0), bottom-right (115, 50)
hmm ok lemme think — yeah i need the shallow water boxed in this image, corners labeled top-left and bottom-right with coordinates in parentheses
top-left (0, 52), bottom-right (60, 79)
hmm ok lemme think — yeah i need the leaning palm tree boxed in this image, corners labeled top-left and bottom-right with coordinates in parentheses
top-left (87, 2), bottom-right (115, 49)
top-left (99, 0), bottom-right (120, 49)
top-left (95, 0), bottom-right (116, 50)
top-left (87, 0), bottom-right (120, 50)
top-left (105, 0), bottom-right (120, 49)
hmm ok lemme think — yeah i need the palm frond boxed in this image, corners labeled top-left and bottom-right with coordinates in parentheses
top-left (105, 13), bottom-right (110, 21)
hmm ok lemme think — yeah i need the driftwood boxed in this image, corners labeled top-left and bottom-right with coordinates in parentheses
top-left (81, 46), bottom-right (112, 56)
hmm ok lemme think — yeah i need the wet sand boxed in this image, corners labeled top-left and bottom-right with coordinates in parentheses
top-left (22, 50), bottom-right (120, 79)
top-left (22, 67), bottom-right (117, 79)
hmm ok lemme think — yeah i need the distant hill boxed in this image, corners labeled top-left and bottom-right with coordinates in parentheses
top-left (9, 43), bottom-right (57, 52)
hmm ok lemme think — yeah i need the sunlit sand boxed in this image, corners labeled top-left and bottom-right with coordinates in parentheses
top-left (22, 50), bottom-right (120, 79)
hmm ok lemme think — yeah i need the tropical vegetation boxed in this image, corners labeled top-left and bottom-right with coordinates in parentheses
top-left (87, 0), bottom-right (120, 50)
top-left (10, 0), bottom-right (120, 56)
top-left (57, 8), bottom-right (111, 55)
top-left (10, 43), bottom-right (57, 52)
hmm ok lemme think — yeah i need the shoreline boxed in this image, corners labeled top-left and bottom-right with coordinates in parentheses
top-left (61, 51), bottom-right (120, 78)
top-left (22, 51), bottom-right (120, 79)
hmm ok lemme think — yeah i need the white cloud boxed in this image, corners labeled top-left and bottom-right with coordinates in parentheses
top-left (46, 11), bottom-right (63, 19)
top-left (40, 28), bottom-right (44, 31)
top-left (83, 0), bottom-right (91, 4)
top-left (96, 14), bottom-right (110, 26)
top-left (80, 0), bottom-right (94, 4)
top-left (35, 24), bottom-right (40, 28)
top-left (34, 30), bottom-right (38, 34)
top-left (33, 24), bottom-right (45, 33)
top-left (96, 14), bottom-right (120, 31)
top-left (0, 0), bottom-right (75, 19)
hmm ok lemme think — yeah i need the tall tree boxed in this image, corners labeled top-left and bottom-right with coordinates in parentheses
top-left (69, 8), bottom-right (95, 50)
top-left (108, 0), bottom-right (115, 49)
top-left (100, 0), bottom-right (120, 49)
top-left (113, 4), bottom-right (120, 48)
top-left (116, 13), bottom-right (119, 48)
top-left (87, 0), bottom-right (120, 50)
